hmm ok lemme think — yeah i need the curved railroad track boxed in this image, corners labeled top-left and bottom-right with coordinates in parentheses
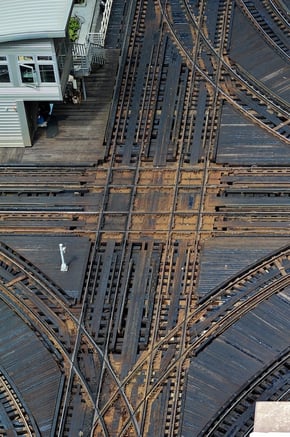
top-left (92, 244), bottom-right (290, 434)
top-left (0, 242), bottom-right (139, 436)
top-left (164, 0), bottom-right (290, 143)
top-left (203, 347), bottom-right (290, 435)
top-left (236, 0), bottom-right (290, 59)
top-left (87, 0), bottom-right (290, 434)
top-left (0, 0), bottom-right (289, 435)
top-left (0, 366), bottom-right (39, 436)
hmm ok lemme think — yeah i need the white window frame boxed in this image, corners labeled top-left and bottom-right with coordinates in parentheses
top-left (0, 56), bottom-right (11, 85)
top-left (19, 63), bottom-right (39, 87)
top-left (18, 55), bottom-right (57, 87)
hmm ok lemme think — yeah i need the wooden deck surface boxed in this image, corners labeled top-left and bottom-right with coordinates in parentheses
top-left (1, 235), bottom-right (91, 300)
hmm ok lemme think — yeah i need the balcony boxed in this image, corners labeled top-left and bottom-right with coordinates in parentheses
top-left (70, 0), bottom-right (113, 76)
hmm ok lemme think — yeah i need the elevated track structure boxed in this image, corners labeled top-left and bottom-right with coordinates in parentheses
top-left (0, 0), bottom-right (289, 436)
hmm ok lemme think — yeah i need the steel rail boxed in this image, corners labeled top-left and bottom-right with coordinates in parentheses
top-left (116, 274), bottom-right (290, 428)
top-left (122, 276), bottom-right (290, 422)
top-left (203, 348), bottom-right (290, 435)
top-left (96, 247), bottom-right (290, 421)
top-left (236, 0), bottom-right (290, 61)
top-left (160, 0), bottom-right (290, 143)
top-left (0, 366), bottom-right (39, 437)
top-left (268, 0), bottom-right (290, 27)
top-left (0, 242), bottom-right (131, 437)
top-left (182, 0), bottom-right (290, 118)
top-left (90, 2), bottom-right (148, 436)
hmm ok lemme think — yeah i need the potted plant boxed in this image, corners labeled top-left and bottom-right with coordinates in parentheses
top-left (68, 16), bottom-right (81, 42)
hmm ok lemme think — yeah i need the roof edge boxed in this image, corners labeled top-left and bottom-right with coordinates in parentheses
top-left (0, 31), bottom-right (67, 44)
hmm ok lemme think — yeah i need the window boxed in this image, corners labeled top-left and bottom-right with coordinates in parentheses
top-left (37, 56), bottom-right (53, 61)
top-left (18, 55), bottom-right (56, 85)
top-left (18, 55), bottom-right (33, 62)
top-left (0, 56), bottom-right (10, 83)
top-left (39, 64), bottom-right (55, 82)
top-left (18, 56), bottom-right (36, 84)
top-left (20, 64), bottom-right (36, 83)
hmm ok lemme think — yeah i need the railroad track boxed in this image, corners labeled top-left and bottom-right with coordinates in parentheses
top-left (212, 167), bottom-right (290, 234)
top-left (0, 0), bottom-right (289, 435)
top-left (92, 245), bottom-right (290, 435)
top-left (165, 0), bottom-right (290, 143)
top-left (0, 167), bottom-right (104, 235)
top-left (0, 241), bottom-right (140, 436)
top-left (237, 0), bottom-right (290, 59)
top-left (77, 0), bottom-right (290, 435)
top-left (203, 348), bottom-right (290, 435)
top-left (0, 366), bottom-right (38, 436)
top-left (86, 0), bottom-right (290, 433)
top-left (89, 0), bottom-right (223, 433)
top-left (266, 0), bottom-right (290, 29)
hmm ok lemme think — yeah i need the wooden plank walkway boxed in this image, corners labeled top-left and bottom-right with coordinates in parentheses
top-left (1, 235), bottom-right (91, 300)
top-left (0, 50), bottom-right (120, 166)
top-left (0, 299), bottom-right (62, 437)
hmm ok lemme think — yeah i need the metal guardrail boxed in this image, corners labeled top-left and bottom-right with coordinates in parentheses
top-left (72, 42), bottom-right (105, 76)
top-left (88, 0), bottom-right (114, 47)
top-left (72, 0), bottom-right (113, 75)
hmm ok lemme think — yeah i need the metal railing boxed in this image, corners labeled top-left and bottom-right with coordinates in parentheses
top-left (71, 0), bottom-right (114, 75)
top-left (88, 0), bottom-right (114, 47)
top-left (72, 42), bottom-right (105, 76)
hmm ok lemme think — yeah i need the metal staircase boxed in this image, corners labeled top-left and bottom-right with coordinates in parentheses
top-left (72, 0), bottom-right (113, 77)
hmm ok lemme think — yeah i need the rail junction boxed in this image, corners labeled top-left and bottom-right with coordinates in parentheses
top-left (0, 0), bottom-right (289, 435)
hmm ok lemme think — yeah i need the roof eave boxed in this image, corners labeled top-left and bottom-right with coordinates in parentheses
top-left (0, 31), bottom-right (66, 44)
